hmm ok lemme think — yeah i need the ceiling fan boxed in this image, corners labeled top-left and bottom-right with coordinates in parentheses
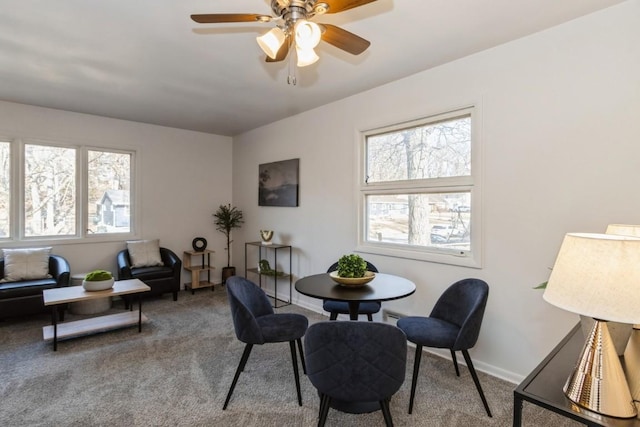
top-left (191, 0), bottom-right (377, 69)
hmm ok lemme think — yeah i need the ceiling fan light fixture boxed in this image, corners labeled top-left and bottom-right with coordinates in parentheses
top-left (296, 46), bottom-right (319, 67)
top-left (256, 27), bottom-right (286, 59)
top-left (294, 19), bottom-right (321, 50)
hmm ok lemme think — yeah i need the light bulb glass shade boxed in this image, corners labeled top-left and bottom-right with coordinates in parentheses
top-left (256, 27), bottom-right (286, 59)
top-left (294, 20), bottom-right (321, 50)
top-left (606, 224), bottom-right (640, 237)
top-left (296, 46), bottom-right (319, 67)
top-left (543, 233), bottom-right (640, 324)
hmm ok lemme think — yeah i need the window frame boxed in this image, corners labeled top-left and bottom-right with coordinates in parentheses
top-left (0, 137), bottom-right (139, 246)
top-left (356, 106), bottom-right (482, 268)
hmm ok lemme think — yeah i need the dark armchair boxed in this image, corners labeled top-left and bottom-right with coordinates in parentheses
top-left (0, 254), bottom-right (70, 320)
top-left (397, 278), bottom-right (492, 417)
top-left (117, 247), bottom-right (181, 306)
top-left (305, 321), bottom-right (407, 426)
top-left (223, 276), bottom-right (308, 410)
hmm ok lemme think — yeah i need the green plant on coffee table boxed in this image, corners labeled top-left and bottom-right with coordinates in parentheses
top-left (337, 254), bottom-right (367, 278)
top-left (84, 270), bottom-right (113, 281)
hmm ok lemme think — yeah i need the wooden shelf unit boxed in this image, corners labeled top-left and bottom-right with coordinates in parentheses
top-left (183, 249), bottom-right (216, 293)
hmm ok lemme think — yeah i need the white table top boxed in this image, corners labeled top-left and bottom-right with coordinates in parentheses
top-left (43, 279), bottom-right (150, 305)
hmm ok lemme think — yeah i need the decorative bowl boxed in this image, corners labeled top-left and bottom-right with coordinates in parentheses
top-left (83, 278), bottom-right (115, 292)
top-left (329, 271), bottom-right (375, 287)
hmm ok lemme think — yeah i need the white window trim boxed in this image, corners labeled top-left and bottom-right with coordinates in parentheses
top-left (0, 137), bottom-right (140, 246)
top-left (355, 105), bottom-right (483, 268)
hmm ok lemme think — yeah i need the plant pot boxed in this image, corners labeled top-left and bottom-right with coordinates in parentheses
top-left (221, 267), bottom-right (236, 284)
top-left (580, 315), bottom-right (633, 356)
top-left (83, 277), bottom-right (115, 292)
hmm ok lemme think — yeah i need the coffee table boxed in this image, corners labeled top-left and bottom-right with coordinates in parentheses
top-left (42, 279), bottom-right (150, 351)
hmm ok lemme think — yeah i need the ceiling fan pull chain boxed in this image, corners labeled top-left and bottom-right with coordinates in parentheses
top-left (287, 47), bottom-right (297, 85)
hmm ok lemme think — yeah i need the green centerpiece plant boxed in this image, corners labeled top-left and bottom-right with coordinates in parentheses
top-left (336, 254), bottom-right (367, 278)
top-left (83, 269), bottom-right (114, 291)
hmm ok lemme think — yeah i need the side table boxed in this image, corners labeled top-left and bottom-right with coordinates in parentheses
top-left (183, 249), bottom-right (215, 293)
top-left (514, 323), bottom-right (640, 426)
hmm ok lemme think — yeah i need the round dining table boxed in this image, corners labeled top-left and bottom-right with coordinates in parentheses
top-left (295, 272), bottom-right (416, 320)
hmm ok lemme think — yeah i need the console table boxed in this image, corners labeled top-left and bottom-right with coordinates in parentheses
top-left (514, 323), bottom-right (640, 426)
top-left (244, 241), bottom-right (292, 308)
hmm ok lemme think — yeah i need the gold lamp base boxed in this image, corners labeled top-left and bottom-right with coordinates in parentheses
top-left (624, 324), bottom-right (640, 401)
top-left (564, 319), bottom-right (637, 418)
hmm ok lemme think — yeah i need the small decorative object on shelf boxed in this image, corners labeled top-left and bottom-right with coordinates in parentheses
top-left (83, 270), bottom-right (115, 291)
top-left (260, 230), bottom-right (274, 245)
top-left (191, 237), bottom-right (207, 252)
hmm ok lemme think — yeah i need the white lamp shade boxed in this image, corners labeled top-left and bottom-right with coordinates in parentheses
top-left (294, 20), bottom-right (321, 50)
top-left (606, 224), bottom-right (640, 237)
top-left (296, 46), bottom-right (319, 67)
top-left (256, 27), bottom-right (286, 59)
top-left (543, 233), bottom-right (640, 324)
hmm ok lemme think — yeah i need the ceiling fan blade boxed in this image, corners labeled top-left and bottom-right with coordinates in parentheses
top-left (324, 0), bottom-right (378, 14)
top-left (191, 14), bottom-right (271, 24)
top-left (266, 36), bottom-right (291, 62)
top-left (319, 24), bottom-right (370, 55)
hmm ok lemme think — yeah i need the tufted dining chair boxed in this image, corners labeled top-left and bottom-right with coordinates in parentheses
top-left (322, 261), bottom-right (380, 321)
top-left (397, 278), bottom-right (491, 416)
top-left (223, 276), bottom-right (308, 410)
top-left (304, 321), bottom-right (407, 426)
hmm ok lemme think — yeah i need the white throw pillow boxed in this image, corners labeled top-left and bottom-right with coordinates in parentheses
top-left (1, 247), bottom-right (52, 282)
top-left (127, 239), bottom-right (163, 268)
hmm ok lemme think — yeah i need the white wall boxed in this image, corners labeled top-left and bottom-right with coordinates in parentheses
top-left (232, 1), bottom-right (640, 382)
top-left (0, 100), bottom-right (233, 283)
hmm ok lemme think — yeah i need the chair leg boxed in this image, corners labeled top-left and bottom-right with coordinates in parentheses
top-left (329, 312), bottom-right (338, 321)
top-left (318, 393), bottom-right (331, 427)
top-left (223, 343), bottom-right (253, 410)
top-left (296, 338), bottom-right (307, 374)
top-left (461, 349), bottom-right (492, 417)
top-left (450, 349), bottom-right (460, 376)
top-left (367, 313), bottom-right (373, 321)
top-left (289, 340), bottom-right (302, 406)
top-left (408, 344), bottom-right (423, 414)
top-left (173, 291), bottom-right (178, 301)
top-left (380, 398), bottom-right (394, 426)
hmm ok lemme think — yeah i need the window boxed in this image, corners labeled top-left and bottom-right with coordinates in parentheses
top-left (0, 139), bottom-right (135, 243)
top-left (358, 107), bottom-right (481, 267)
top-left (0, 141), bottom-right (9, 238)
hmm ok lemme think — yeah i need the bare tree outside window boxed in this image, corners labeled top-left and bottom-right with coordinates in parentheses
top-left (24, 144), bottom-right (76, 237)
top-left (0, 142), bottom-right (10, 238)
top-left (362, 111), bottom-right (475, 257)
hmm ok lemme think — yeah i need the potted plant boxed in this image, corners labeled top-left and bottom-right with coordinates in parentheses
top-left (213, 203), bottom-right (244, 284)
top-left (83, 270), bottom-right (114, 291)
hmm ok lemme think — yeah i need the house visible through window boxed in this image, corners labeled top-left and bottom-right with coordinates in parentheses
top-left (0, 139), bottom-right (135, 242)
top-left (358, 107), bottom-right (481, 267)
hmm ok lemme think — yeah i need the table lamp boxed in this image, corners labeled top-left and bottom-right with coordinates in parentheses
top-left (543, 232), bottom-right (640, 418)
top-left (606, 224), bottom-right (640, 403)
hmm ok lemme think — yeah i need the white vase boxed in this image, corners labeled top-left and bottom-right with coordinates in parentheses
top-left (580, 315), bottom-right (633, 356)
top-left (83, 277), bottom-right (115, 291)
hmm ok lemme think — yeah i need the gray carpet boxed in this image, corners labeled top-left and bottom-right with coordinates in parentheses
top-left (0, 289), bottom-right (580, 426)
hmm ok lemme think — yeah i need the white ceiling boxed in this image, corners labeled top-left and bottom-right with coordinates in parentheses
top-left (0, 0), bottom-right (625, 136)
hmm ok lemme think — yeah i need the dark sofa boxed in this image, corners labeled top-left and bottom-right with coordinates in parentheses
top-left (0, 255), bottom-right (71, 320)
top-left (117, 247), bottom-right (181, 307)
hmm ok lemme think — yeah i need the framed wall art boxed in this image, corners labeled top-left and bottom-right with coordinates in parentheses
top-left (259, 158), bottom-right (299, 207)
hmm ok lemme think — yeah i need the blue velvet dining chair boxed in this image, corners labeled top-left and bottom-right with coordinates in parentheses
top-left (323, 261), bottom-right (380, 321)
top-left (396, 278), bottom-right (492, 417)
top-left (223, 276), bottom-right (308, 410)
top-left (304, 321), bottom-right (407, 426)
